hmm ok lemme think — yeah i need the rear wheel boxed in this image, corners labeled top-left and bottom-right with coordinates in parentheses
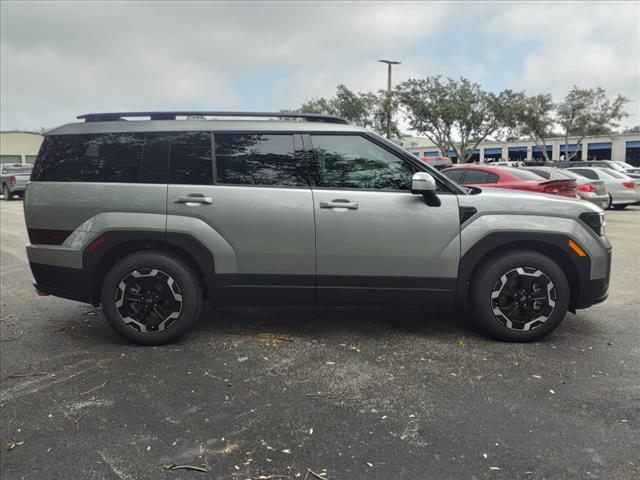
top-left (100, 251), bottom-right (202, 345)
top-left (612, 204), bottom-right (628, 210)
top-left (2, 185), bottom-right (12, 201)
top-left (470, 250), bottom-right (570, 342)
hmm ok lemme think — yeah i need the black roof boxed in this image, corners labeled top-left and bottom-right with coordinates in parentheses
top-left (77, 111), bottom-right (348, 124)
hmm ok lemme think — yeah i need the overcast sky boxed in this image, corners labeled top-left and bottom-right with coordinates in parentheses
top-left (1, 1), bottom-right (639, 131)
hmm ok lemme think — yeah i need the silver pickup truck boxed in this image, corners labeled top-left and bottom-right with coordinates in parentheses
top-left (1, 163), bottom-right (32, 200)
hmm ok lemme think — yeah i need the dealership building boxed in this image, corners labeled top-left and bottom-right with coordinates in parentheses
top-left (399, 132), bottom-right (640, 166)
top-left (0, 131), bottom-right (44, 164)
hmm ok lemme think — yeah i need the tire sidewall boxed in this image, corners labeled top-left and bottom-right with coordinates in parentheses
top-left (100, 252), bottom-right (202, 345)
top-left (471, 251), bottom-right (570, 342)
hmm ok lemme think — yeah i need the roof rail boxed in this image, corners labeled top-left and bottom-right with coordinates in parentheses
top-left (76, 111), bottom-right (348, 124)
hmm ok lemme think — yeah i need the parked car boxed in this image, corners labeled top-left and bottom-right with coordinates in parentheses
top-left (525, 166), bottom-right (610, 209)
top-left (567, 167), bottom-right (640, 209)
top-left (442, 165), bottom-right (578, 198)
top-left (25, 111), bottom-right (611, 345)
top-left (1, 163), bottom-right (32, 200)
top-left (554, 160), bottom-right (640, 179)
top-left (487, 160), bottom-right (526, 167)
top-left (420, 156), bottom-right (452, 170)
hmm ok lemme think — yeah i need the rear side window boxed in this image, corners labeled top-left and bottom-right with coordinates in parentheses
top-left (214, 134), bottom-right (301, 186)
top-left (442, 169), bottom-right (466, 183)
top-left (168, 132), bottom-right (213, 185)
top-left (32, 133), bottom-right (169, 183)
top-left (462, 169), bottom-right (496, 184)
top-left (506, 168), bottom-right (546, 181)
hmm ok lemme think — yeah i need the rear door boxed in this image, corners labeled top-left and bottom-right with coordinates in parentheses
top-left (307, 133), bottom-right (460, 305)
top-left (166, 132), bottom-right (316, 304)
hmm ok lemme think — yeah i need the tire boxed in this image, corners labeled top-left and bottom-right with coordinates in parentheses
top-left (2, 185), bottom-right (12, 201)
top-left (605, 195), bottom-right (612, 210)
top-left (612, 204), bottom-right (628, 210)
top-left (470, 249), bottom-right (570, 342)
top-left (100, 251), bottom-right (202, 345)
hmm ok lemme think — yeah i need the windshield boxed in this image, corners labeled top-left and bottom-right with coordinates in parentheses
top-left (599, 168), bottom-right (629, 179)
top-left (2, 165), bottom-right (32, 174)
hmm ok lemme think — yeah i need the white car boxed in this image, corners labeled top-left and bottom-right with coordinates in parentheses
top-left (568, 167), bottom-right (640, 210)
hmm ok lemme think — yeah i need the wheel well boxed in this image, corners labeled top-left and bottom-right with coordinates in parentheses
top-left (90, 239), bottom-right (210, 305)
top-left (467, 240), bottom-right (581, 309)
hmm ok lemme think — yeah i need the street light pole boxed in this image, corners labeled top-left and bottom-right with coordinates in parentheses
top-left (378, 59), bottom-right (401, 139)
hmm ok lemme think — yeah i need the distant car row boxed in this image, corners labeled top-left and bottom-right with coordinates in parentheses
top-left (440, 163), bottom-right (640, 210)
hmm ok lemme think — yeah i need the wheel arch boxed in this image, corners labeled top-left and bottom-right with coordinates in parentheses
top-left (84, 231), bottom-right (215, 306)
top-left (457, 232), bottom-right (588, 311)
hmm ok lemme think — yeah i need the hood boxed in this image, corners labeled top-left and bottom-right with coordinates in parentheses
top-left (458, 186), bottom-right (602, 218)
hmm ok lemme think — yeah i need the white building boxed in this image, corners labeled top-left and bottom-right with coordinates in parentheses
top-left (398, 132), bottom-right (640, 166)
top-left (0, 131), bottom-right (44, 164)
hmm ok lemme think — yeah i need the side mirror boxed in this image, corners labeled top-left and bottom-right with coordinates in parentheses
top-left (411, 172), bottom-right (441, 207)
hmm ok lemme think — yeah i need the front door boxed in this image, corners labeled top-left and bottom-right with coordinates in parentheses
top-left (308, 134), bottom-right (461, 305)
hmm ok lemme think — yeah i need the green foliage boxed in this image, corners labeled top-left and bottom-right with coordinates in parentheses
top-left (296, 84), bottom-right (400, 138)
top-left (514, 94), bottom-right (555, 161)
top-left (396, 76), bottom-right (523, 163)
top-left (556, 86), bottom-right (628, 160)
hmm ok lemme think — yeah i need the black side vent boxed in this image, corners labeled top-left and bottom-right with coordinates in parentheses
top-left (459, 206), bottom-right (478, 225)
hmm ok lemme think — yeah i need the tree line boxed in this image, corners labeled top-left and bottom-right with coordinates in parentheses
top-left (291, 77), bottom-right (629, 163)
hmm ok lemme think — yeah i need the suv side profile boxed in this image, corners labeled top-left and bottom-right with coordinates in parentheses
top-left (25, 112), bottom-right (612, 345)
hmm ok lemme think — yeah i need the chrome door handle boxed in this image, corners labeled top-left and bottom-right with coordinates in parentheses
top-left (319, 199), bottom-right (358, 210)
top-left (174, 194), bottom-right (213, 205)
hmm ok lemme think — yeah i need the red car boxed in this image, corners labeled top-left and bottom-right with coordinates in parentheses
top-left (442, 165), bottom-right (578, 198)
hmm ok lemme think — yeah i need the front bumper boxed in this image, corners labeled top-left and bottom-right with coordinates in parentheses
top-left (574, 247), bottom-right (612, 309)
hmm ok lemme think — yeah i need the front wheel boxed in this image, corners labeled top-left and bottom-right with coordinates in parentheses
top-left (470, 250), bottom-right (570, 342)
top-left (100, 251), bottom-right (202, 345)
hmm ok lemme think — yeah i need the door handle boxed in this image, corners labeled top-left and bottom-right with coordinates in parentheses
top-left (319, 199), bottom-right (358, 210)
top-left (174, 194), bottom-right (213, 205)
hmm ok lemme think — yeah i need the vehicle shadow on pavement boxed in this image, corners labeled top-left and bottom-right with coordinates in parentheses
top-left (191, 303), bottom-right (483, 341)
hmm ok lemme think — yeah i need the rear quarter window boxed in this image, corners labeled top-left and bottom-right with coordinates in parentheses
top-left (32, 133), bottom-right (169, 183)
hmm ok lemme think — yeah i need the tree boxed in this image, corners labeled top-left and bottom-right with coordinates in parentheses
top-left (295, 84), bottom-right (400, 137)
top-left (396, 76), bottom-right (523, 163)
top-left (514, 94), bottom-right (556, 162)
top-left (623, 125), bottom-right (640, 134)
top-left (556, 86), bottom-right (628, 160)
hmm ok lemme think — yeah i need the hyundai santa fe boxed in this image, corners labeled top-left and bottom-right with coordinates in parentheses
top-left (24, 111), bottom-right (612, 345)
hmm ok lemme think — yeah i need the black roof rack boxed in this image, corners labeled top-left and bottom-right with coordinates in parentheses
top-left (76, 111), bottom-right (348, 124)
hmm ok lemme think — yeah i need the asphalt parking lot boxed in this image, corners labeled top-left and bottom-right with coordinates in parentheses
top-left (1, 200), bottom-right (639, 480)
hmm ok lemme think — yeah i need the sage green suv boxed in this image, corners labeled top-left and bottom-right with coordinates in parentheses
top-left (24, 112), bottom-right (611, 345)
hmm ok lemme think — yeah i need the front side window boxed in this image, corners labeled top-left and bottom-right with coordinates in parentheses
top-left (214, 134), bottom-right (301, 186)
top-left (32, 133), bottom-right (168, 183)
top-left (311, 135), bottom-right (413, 190)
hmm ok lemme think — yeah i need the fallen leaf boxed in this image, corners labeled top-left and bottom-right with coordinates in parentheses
top-left (549, 389), bottom-right (555, 395)
top-left (282, 449), bottom-right (291, 454)
top-left (326, 361), bottom-right (336, 365)
top-left (367, 462), bottom-right (374, 467)
top-left (489, 466), bottom-right (501, 470)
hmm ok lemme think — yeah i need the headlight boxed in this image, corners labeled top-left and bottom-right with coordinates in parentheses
top-left (579, 212), bottom-right (605, 236)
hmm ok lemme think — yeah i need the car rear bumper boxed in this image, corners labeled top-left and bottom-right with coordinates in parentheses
top-left (578, 193), bottom-right (609, 209)
top-left (29, 262), bottom-right (94, 304)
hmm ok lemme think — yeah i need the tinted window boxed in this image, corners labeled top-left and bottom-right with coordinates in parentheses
top-left (570, 168), bottom-right (598, 180)
top-left (528, 169), bottom-right (551, 179)
top-left (462, 169), bottom-right (494, 184)
top-left (443, 169), bottom-right (466, 183)
top-left (32, 133), bottom-right (169, 183)
top-left (169, 132), bottom-right (213, 185)
top-left (215, 134), bottom-right (301, 186)
top-left (599, 168), bottom-right (627, 179)
top-left (311, 135), bottom-right (413, 190)
top-left (505, 168), bottom-right (546, 181)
